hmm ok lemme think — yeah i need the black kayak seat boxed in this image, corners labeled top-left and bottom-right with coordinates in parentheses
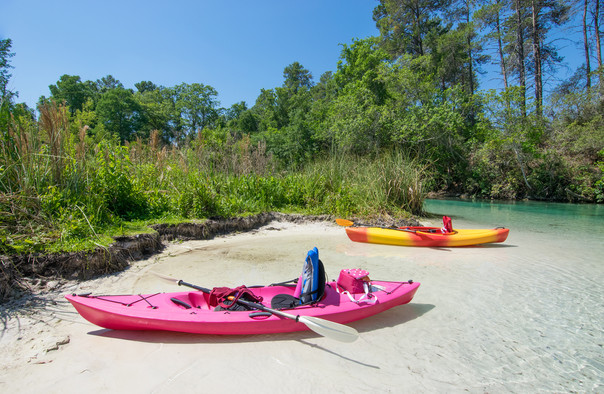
top-left (271, 294), bottom-right (300, 310)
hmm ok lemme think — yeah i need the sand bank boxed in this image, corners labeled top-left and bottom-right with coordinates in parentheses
top-left (0, 219), bottom-right (602, 392)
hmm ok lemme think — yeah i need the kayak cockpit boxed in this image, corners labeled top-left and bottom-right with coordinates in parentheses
top-left (168, 284), bottom-right (302, 311)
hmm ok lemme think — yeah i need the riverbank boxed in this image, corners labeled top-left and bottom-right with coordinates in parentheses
top-left (1, 210), bottom-right (602, 392)
top-left (0, 219), bottom-right (372, 391)
top-left (0, 213), bottom-right (419, 303)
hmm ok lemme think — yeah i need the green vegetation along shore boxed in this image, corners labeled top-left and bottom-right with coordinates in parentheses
top-left (1, 99), bottom-right (424, 255)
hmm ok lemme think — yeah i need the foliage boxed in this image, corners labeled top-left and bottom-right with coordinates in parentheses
top-left (373, 0), bottom-right (450, 58)
top-left (48, 74), bottom-right (96, 115)
top-left (0, 38), bottom-right (16, 134)
top-left (93, 142), bottom-right (149, 220)
top-left (175, 82), bottom-right (220, 136)
top-left (96, 87), bottom-right (144, 142)
top-left (0, 97), bottom-right (428, 254)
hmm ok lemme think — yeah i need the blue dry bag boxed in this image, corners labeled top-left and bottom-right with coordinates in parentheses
top-left (299, 247), bottom-right (326, 304)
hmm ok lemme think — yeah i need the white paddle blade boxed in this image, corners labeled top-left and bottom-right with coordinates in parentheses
top-left (150, 271), bottom-right (180, 285)
top-left (150, 271), bottom-right (359, 342)
top-left (300, 316), bottom-right (359, 343)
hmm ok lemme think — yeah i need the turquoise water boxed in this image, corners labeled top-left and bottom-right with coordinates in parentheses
top-left (424, 198), bottom-right (604, 235)
top-left (416, 198), bottom-right (604, 391)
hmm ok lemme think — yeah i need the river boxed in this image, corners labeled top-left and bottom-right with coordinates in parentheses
top-left (417, 198), bottom-right (604, 391)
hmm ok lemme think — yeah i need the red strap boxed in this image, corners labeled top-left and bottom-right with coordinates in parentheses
top-left (442, 216), bottom-right (453, 233)
top-left (209, 286), bottom-right (263, 309)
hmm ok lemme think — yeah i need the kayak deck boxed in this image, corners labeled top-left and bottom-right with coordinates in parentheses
top-left (66, 280), bottom-right (420, 335)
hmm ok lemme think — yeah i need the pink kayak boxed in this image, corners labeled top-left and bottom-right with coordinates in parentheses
top-left (65, 279), bottom-right (420, 336)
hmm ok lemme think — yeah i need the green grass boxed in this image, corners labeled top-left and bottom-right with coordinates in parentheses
top-left (1, 104), bottom-right (430, 255)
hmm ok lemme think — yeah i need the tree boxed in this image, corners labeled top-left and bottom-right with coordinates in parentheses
top-left (0, 38), bottom-right (16, 130)
top-left (48, 75), bottom-right (95, 115)
top-left (475, 0), bottom-right (511, 89)
top-left (96, 87), bottom-right (143, 142)
top-left (326, 82), bottom-right (390, 154)
top-left (447, 0), bottom-right (489, 94)
top-left (434, 25), bottom-right (477, 92)
top-left (497, 0), bottom-right (569, 117)
top-left (252, 88), bottom-right (279, 131)
top-left (528, 0), bottom-right (570, 117)
top-left (335, 38), bottom-right (389, 104)
top-left (224, 101), bottom-right (248, 122)
top-left (135, 80), bottom-right (158, 93)
top-left (96, 75), bottom-right (123, 93)
top-left (283, 62), bottom-right (313, 93)
top-left (583, 0), bottom-right (603, 89)
top-left (135, 87), bottom-right (173, 142)
top-left (374, 1), bottom-right (482, 93)
top-left (478, 87), bottom-right (544, 195)
top-left (0, 38), bottom-right (15, 103)
top-left (223, 101), bottom-right (259, 133)
top-left (311, 71), bottom-right (338, 102)
top-left (236, 110), bottom-right (259, 134)
top-left (175, 83), bottom-right (220, 136)
top-left (373, 0), bottom-right (452, 58)
top-left (158, 85), bottom-right (186, 142)
top-left (308, 71), bottom-right (339, 151)
top-left (596, 0), bottom-right (602, 72)
top-left (247, 63), bottom-right (319, 165)
top-left (511, 0), bottom-right (529, 117)
top-left (584, 0), bottom-right (592, 88)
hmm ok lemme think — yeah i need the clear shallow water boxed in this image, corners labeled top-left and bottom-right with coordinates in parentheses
top-left (419, 199), bottom-right (604, 391)
top-left (424, 198), bottom-right (604, 236)
top-left (5, 201), bottom-right (601, 393)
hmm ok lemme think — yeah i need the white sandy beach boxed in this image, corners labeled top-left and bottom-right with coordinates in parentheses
top-left (0, 219), bottom-right (602, 393)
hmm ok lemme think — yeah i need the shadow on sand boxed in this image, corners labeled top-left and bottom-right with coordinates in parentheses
top-left (86, 302), bottom-right (435, 345)
top-left (427, 243), bottom-right (518, 251)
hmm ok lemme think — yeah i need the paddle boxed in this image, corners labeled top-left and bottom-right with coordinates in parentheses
top-left (151, 272), bottom-right (359, 343)
top-left (335, 218), bottom-right (425, 234)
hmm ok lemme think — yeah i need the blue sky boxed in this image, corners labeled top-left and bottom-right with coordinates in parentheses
top-left (0, 0), bottom-right (379, 109)
top-left (1, 0), bottom-right (587, 110)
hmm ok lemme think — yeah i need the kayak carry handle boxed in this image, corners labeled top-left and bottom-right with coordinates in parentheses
top-left (170, 297), bottom-right (192, 309)
top-left (248, 311), bottom-right (273, 318)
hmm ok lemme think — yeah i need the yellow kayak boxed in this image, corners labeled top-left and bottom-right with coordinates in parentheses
top-left (337, 217), bottom-right (509, 247)
top-left (344, 226), bottom-right (509, 247)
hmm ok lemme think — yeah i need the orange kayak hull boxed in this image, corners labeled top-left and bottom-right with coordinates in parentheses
top-left (345, 226), bottom-right (509, 247)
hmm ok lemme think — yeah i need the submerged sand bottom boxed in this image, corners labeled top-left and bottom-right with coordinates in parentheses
top-left (0, 219), bottom-right (602, 393)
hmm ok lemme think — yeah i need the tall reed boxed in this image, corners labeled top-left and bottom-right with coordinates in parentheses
top-left (39, 101), bottom-right (69, 186)
top-left (302, 151), bottom-right (428, 216)
top-left (2, 111), bottom-right (430, 255)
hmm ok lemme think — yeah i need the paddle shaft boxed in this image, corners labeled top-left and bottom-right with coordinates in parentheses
top-left (176, 280), bottom-right (309, 322)
top-left (153, 273), bottom-right (358, 342)
top-left (335, 218), bottom-right (435, 234)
